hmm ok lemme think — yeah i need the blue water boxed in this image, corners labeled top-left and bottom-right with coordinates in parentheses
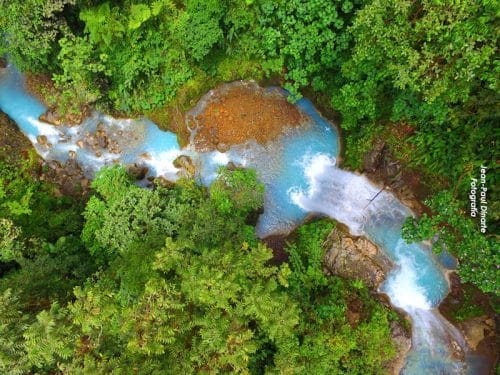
top-left (0, 65), bottom-right (181, 180)
top-left (0, 64), bottom-right (472, 374)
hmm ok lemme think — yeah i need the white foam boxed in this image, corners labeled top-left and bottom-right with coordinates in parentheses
top-left (288, 153), bottom-right (382, 235)
top-left (147, 149), bottom-right (181, 180)
top-left (382, 252), bottom-right (432, 310)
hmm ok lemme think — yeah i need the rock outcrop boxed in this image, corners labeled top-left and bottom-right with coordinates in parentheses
top-left (38, 107), bottom-right (89, 126)
top-left (385, 321), bottom-right (412, 375)
top-left (39, 109), bottom-right (63, 126)
top-left (362, 140), bottom-right (425, 214)
top-left (439, 273), bottom-right (498, 372)
top-left (323, 227), bottom-right (392, 289)
top-left (173, 155), bottom-right (196, 177)
top-left (322, 226), bottom-right (411, 375)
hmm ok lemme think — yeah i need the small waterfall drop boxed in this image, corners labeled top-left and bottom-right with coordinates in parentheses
top-left (0, 64), bottom-right (477, 374)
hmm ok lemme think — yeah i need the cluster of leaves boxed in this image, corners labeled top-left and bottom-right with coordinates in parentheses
top-left (0, 0), bottom-right (78, 73)
top-left (254, 0), bottom-right (359, 98)
top-left (284, 219), bottom-right (396, 374)
top-left (0, 163), bottom-right (395, 373)
top-left (402, 190), bottom-right (499, 294)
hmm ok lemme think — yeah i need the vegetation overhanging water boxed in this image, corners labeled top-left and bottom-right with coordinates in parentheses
top-left (0, 63), bottom-right (484, 374)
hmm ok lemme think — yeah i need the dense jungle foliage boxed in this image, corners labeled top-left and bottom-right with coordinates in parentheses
top-left (0, 139), bottom-right (397, 373)
top-left (0, 0), bottom-right (498, 372)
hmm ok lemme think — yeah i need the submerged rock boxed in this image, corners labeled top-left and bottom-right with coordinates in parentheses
top-left (323, 227), bottom-right (392, 289)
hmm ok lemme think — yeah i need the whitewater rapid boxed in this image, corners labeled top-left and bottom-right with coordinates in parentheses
top-left (0, 64), bottom-right (476, 374)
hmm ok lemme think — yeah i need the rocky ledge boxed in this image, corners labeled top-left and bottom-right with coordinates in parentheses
top-left (362, 140), bottom-right (427, 214)
top-left (322, 226), bottom-right (411, 374)
top-left (323, 226), bottom-right (393, 289)
top-left (439, 272), bottom-right (498, 373)
top-left (38, 107), bottom-right (90, 127)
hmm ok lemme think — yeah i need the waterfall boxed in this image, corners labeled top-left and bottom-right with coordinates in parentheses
top-left (290, 153), bottom-right (472, 374)
top-left (0, 64), bottom-right (476, 374)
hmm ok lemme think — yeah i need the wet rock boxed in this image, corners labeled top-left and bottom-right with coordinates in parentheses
top-left (458, 316), bottom-right (496, 351)
top-left (0, 57), bottom-right (7, 69)
top-left (384, 321), bottom-right (411, 374)
top-left (65, 106), bottom-right (89, 125)
top-left (173, 155), bottom-right (195, 176)
top-left (127, 163), bottom-right (149, 180)
top-left (36, 135), bottom-right (48, 146)
top-left (95, 129), bottom-right (109, 148)
top-left (76, 140), bottom-right (85, 149)
top-left (216, 142), bottom-right (230, 153)
top-left (323, 227), bottom-right (392, 289)
top-left (226, 161), bottom-right (241, 170)
top-left (450, 338), bottom-right (466, 361)
top-left (95, 151), bottom-right (102, 158)
top-left (68, 150), bottom-right (76, 159)
top-left (363, 141), bottom-right (385, 172)
top-left (39, 109), bottom-right (62, 126)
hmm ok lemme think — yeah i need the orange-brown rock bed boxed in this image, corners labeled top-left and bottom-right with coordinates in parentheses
top-left (188, 83), bottom-right (308, 151)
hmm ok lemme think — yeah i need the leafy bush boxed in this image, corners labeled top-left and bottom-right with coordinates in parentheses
top-left (402, 191), bottom-right (499, 294)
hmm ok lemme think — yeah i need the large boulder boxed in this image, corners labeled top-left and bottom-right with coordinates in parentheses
top-left (173, 155), bottom-right (196, 177)
top-left (459, 316), bottom-right (495, 351)
top-left (323, 227), bottom-right (392, 289)
top-left (39, 109), bottom-right (63, 126)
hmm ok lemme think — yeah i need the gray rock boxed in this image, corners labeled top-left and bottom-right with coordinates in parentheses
top-left (363, 141), bottom-right (385, 172)
top-left (384, 321), bottom-right (411, 374)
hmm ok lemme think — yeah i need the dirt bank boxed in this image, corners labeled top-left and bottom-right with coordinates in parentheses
top-left (187, 81), bottom-right (308, 151)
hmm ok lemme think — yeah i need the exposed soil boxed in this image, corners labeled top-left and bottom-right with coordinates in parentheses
top-left (188, 82), bottom-right (308, 151)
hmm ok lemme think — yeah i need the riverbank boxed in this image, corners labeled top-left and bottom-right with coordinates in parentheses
top-left (2, 68), bottom-right (496, 375)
